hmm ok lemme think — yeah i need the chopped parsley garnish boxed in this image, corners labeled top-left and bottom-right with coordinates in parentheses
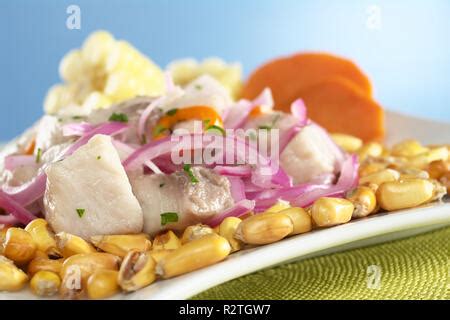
top-left (72, 115), bottom-right (84, 120)
top-left (109, 112), bottom-right (128, 123)
top-left (159, 183), bottom-right (165, 188)
top-left (258, 125), bottom-right (272, 130)
top-left (195, 84), bottom-right (203, 90)
top-left (203, 119), bottom-right (211, 126)
top-left (35, 148), bottom-right (42, 163)
top-left (160, 212), bottom-right (179, 226)
top-left (153, 124), bottom-right (169, 136)
top-left (206, 125), bottom-right (226, 136)
top-left (183, 164), bottom-right (199, 183)
top-left (96, 155), bottom-right (102, 160)
top-left (166, 108), bottom-right (178, 116)
top-left (76, 208), bottom-right (85, 218)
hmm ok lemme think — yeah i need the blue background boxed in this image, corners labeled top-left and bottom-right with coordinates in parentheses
top-left (1, 0), bottom-right (449, 140)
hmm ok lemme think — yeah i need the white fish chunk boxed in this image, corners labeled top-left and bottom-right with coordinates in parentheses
top-left (44, 134), bottom-right (143, 239)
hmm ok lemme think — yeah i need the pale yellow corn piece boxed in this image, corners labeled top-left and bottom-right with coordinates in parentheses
top-left (391, 139), bottom-right (428, 157)
top-left (181, 224), bottom-right (214, 244)
top-left (59, 49), bottom-right (87, 83)
top-left (167, 59), bottom-right (201, 86)
top-left (152, 230), bottom-right (181, 251)
top-left (81, 30), bottom-right (115, 67)
top-left (28, 256), bottom-right (63, 277)
top-left (265, 200), bottom-right (291, 213)
top-left (30, 270), bottom-right (61, 297)
top-left (234, 212), bottom-right (293, 245)
top-left (399, 167), bottom-right (430, 180)
top-left (278, 207), bottom-right (312, 235)
top-left (311, 197), bottom-right (354, 227)
top-left (82, 91), bottom-right (112, 111)
top-left (149, 249), bottom-right (173, 264)
top-left (25, 218), bottom-right (61, 258)
top-left (90, 234), bottom-right (151, 258)
top-left (331, 133), bottom-right (363, 153)
top-left (426, 160), bottom-right (450, 180)
top-left (357, 142), bottom-right (383, 161)
top-left (43, 84), bottom-right (75, 114)
top-left (359, 168), bottom-right (400, 186)
top-left (218, 217), bottom-right (243, 252)
top-left (2, 227), bottom-right (37, 264)
top-left (0, 256), bottom-right (29, 291)
top-left (346, 186), bottom-right (377, 218)
top-left (56, 232), bottom-right (96, 258)
top-left (359, 162), bottom-right (387, 177)
top-left (156, 234), bottom-right (230, 279)
top-left (376, 179), bottom-right (435, 211)
top-left (118, 251), bottom-right (156, 292)
top-left (87, 269), bottom-right (119, 299)
top-left (408, 147), bottom-right (449, 169)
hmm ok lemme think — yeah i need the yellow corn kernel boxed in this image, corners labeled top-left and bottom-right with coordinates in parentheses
top-left (181, 224), bottom-right (214, 244)
top-left (25, 218), bottom-right (61, 258)
top-left (376, 179), bottom-right (435, 211)
top-left (391, 139), bottom-right (428, 157)
top-left (278, 207), bottom-right (312, 235)
top-left (311, 197), bottom-right (355, 227)
top-left (87, 269), bottom-right (119, 299)
top-left (30, 270), bottom-right (61, 297)
top-left (90, 234), bottom-right (151, 258)
top-left (118, 250), bottom-right (156, 292)
top-left (81, 30), bottom-right (115, 67)
top-left (346, 186), bottom-right (377, 218)
top-left (156, 234), bottom-right (230, 279)
top-left (359, 162), bottom-right (387, 177)
top-left (218, 217), bottom-right (243, 252)
top-left (0, 256), bottom-right (28, 291)
top-left (331, 133), bottom-right (363, 153)
top-left (359, 168), bottom-right (400, 186)
top-left (2, 227), bottom-right (37, 264)
top-left (0, 228), bottom-right (6, 255)
top-left (265, 200), bottom-right (291, 213)
top-left (152, 230), bottom-right (181, 251)
top-left (357, 142), bottom-right (383, 161)
top-left (408, 147), bottom-right (449, 169)
top-left (28, 257), bottom-right (63, 277)
top-left (149, 249), bottom-right (173, 264)
top-left (82, 91), bottom-right (112, 111)
top-left (213, 226), bottom-right (220, 234)
top-left (234, 212), bottom-right (293, 245)
top-left (59, 49), bottom-right (87, 83)
top-left (426, 160), bottom-right (450, 180)
top-left (56, 232), bottom-right (96, 258)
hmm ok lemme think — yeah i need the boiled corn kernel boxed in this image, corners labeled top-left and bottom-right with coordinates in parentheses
top-left (87, 269), bottom-right (119, 299)
top-left (357, 142), bottom-right (383, 161)
top-left (30, 270), bottom-right (61, 297)
top-left (118, 251), bottom-right (156, 292)
top-left (234, 212), bottom-right (293, 245)
top-left (25, 218), bottom-right (61, 258)
top-left (265, 200), bottom-right (291, 213)
top-left (149, 249), bottom-right (173, 264)
top-left (156, 234), bottom-right (230, 278)
top-left (278, 207), bottom-right (312, 235)
top-left (359, 162), bottom-right (388, 177)
top-left (376, 179), bottom-right (434, 211)
top-left (81, 30), bottom-right (115, 67)
top-left (346, 186), bottom-right (377, 218)
top-left (90, 234), bottom-right (151, 258)
top-left (56, 232), bottom-right (96, 257)
top-left (59, 49), bottom-right (87, 83)
top-left (218, 217), bottom-right (242, 252)
top-left (391, 139), bottom-right (428, 157)
top-left (311, 197), bottom-right (354, 227)
top-left (181, 224), bottom-right (214, 244)
top-left (152, 230), bottom-right (181, 251)
top-left (2, 227), bottom-right (37, 264)
top-left (359, 168), bottom-right (400, 186)
top-left (331, 133), bottom-right (363, 153)
top-left (0, 255), bottom-right (28, 291)
top-left (408, 147), bottom-right (449, 169)
top-left (28, 256), bottom-right (63, 277)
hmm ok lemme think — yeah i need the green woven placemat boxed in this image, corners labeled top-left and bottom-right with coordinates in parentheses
top-left (193, 227), bottom-right (449, 300)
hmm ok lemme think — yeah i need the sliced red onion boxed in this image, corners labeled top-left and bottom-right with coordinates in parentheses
top-left (0, 190), bottom-right (36, 224)
top-left (213, 165), bottom-right (251, 177)
top-left (205, 199), bottom-right (255, 227)
top-left (309, 122), bottom-right (345, 171)
top-left (0, 213), bottom-right (19, 226)
top-left (2, 173), bottom-right (47, 207)
top-left (62, 122), bottom-right (94, 137)
top-left (3, 155), bottom-right (36, 171)
top-left (228, 177), bottom-right (246, 202)
top-left (144, 160), bottom-right (163, 174)
top-left (137, 97), bottom-right (162, 143)
top-left (112, 139), bottom-right (138, 159)
top-left (278, 126), bottom-right (301, 154)
top-left (290, 98), bottom-right (308, 126)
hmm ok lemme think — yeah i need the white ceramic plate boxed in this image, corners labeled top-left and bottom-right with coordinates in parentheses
top-left (1, 111), bottom-right (449, 300)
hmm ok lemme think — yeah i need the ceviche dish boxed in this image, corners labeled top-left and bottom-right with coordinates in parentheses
top-left (0, 31), bottom-right (449, 299)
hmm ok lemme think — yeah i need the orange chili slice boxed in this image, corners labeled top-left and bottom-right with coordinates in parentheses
top-left (153, 106), bottom-right (223, 139)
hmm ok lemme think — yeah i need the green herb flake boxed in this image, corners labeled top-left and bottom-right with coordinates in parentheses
top-left (109, 113), bottom-right (129, 123)
top-left (160, 212), bottom-right (179, 226)
top-left (183, 164), bottom-right (199, 183)
top-left (195, 84), bottom-right (203, 90)
top-left (258, 125), bottom-right (272, 130)
top-left (206, 125), bottom-right (226, 136)
top-left (96, 155), bottom-right (102, 160)
top-left (159, 183), bottom-right (165, 188)
top-left (35, 148), bottom-right (42, 163)
top-left (166, 108), bottom-right (178, 116)
top-left (76, 208), bottom-right (85, 218)
top-left (72, 115), bottom-right (84, 120)
top-left (153, 124), bottom-right (169, 136)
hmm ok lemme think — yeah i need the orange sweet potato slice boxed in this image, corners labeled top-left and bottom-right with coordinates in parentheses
top-left (296, 77), bottom-right (385, 142)
top-left (242, 52), bottom-right (373, 107)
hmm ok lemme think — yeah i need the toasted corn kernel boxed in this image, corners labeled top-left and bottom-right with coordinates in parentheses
top-left (391, 139), bottom-right (428, 157)
top-left (376, 179), bottom-right (434, 211)
top-left (87, 269), bottom-right (119, 299)
top-left (0, 229), bottom-right (6, 255)
top-left (218, 217), bottom-right (242, 252)
top-left (399, 167), bottom-right (430, 180)
top-left (156, 234), bottom-right (230, 279)
top-left (56, 232), bottom-right (96, 258)
top-left (118, 250), bottom-right (156, 292)
top-left (149, 249), bottom-right (173, 264)
top-left (440, 172), bottom-right (450, 193)
top-left (90, 234), bottom-right (151, 258)
top-left (234, 212), bottom-right (293, 245)
top-left (265, 200), bottom-right (291, 213)
top-left (152, 230), bottom-right (181, 250)
top-left (311, 197), bottom-right (354, 227)
top-left (357, 142), bottom-right (383, 161)
top-left (278, 207), bottom-right (312, 235)
top-left (0, 255), bottom-right (28, 291)
top-left (181, 224), bottom-right (214, 244)
top-left (359, 168), bottom-right (400, 186)
top-left (331, 133), bottom-right (363, 153)
top-left (28, 256), bottom-right (63, 277)
top-left (359, 162), bottom-right (387, 177)
top-left (427, 160), bottom-right (450, 180)
top-left (30, 270), bottom-right (61, 297)
top-left (25, 219), bottom-right (61, 258)
top-left (2, 227), bottom-right (37, 264)
top-left (408, 147), bottom-right (449, 169)
top-left (346, 186), bottom-right (377, 218)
